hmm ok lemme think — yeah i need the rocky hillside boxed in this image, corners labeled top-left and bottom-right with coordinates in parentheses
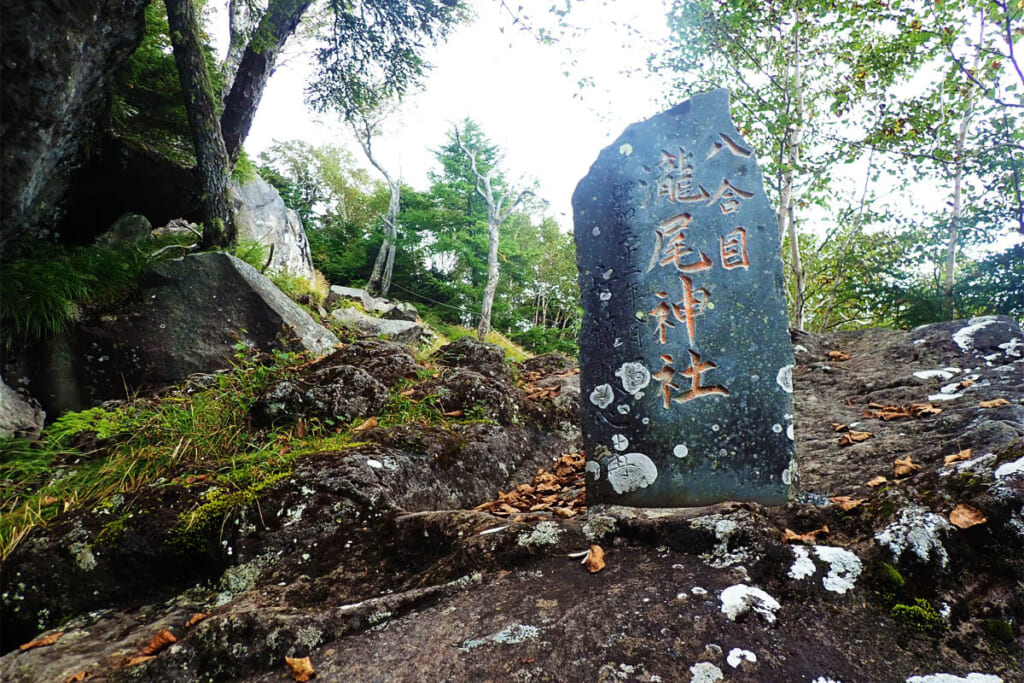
top-left (2, 317), bottom-right (1022, 683)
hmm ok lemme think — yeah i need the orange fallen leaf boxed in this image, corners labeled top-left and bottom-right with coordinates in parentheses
top-left (141, 629), bottom-right (177, 656)
top-left (125, 655), bottom-right (156, 667)
top-left (295, 419), bottom-right (307, 438)
top-left (352, 416), bottom-right (378, 432)
top-left (838, 430), bottom-right (872, 446)
top-left (979, 398), bottom-right (1010, 408)
top-left (831, 422), bottom-right (849, 432)
top-left (893, 456), bottom-right (922, 478)
top-left (285, 655), bottom-right (316, 682)
top-left (912, 403), bottom-right (943, 416)
top-left (867, 476), bottom-right (888, 487)
top-left (442, 409), bottom-right (464, 417)
top-left (950, 504), bottom-right (987, 529)
top-left (399, 388), bottom-right (416, 397)
top-left (63, 672), bottom-right (89, 683)
top-left (184, 612), bottom-right (209, 628)
top-left (827, 350), bottom-right (851, 361)
top-left (783, 525), bottom-right (830, 544)
top-left (944, 448), bottom-right (973, 466)
top-left (39, 496), bottom-right (60, 507)
top-left (829, 496), bottom-right (866, 511)
top-left (585, 545), bottom-right (606, 573)
top-left (19, 631), bottom-right (64, 651)
top-left (958, 379), bottom-right (975, 390)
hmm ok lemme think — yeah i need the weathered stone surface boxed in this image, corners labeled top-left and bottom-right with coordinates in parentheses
top-left (0, 374), bottom-right (45, 439)
top-left (574, 89), bottom-right (795, 507)
top-left (0, 0), bottom-right (148, 248)
top-left (329, 307), bottom-right (424, 344)
top-left (1, 320), bottom-right (1022, 681)
top-left (231, 175), bottom-right (315, 281)
top-left (250, 364), bottom-right (389, 428)
top-left (93, 213), bottom-right (153, 246)
top-left (5, 253), bottom-right (337, 417)
top-left (384, 301), bottom-right (419, 322)
top-left (327, 285), bottom-right (390, 313)
top-left (319, 340), bottom-right (419, 387)
top-left (432, 337), bottom-right (511, 380)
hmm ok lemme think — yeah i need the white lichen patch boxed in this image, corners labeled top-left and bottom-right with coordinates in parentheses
top-left (583, 513), bottom-right (618, 541)
top-left (616, 362), bottom-right (652, 395)
top-left (461, 623), bottom-right (540, 651)
top-left (952, 317), bottom-right (1000, 353)
top-left (590, 384), bottom-right (615, 409)
top-left (693, 516), bottom-right (753, 568)
top-left (999, 337), bottom-right (1023, 358)
top-left (813, 546), bottom-right (863, 594)
top-left (367, 458), bottom-right (384, 469)
top-left (617, 404), bottom-right (630, 414)
top-left (788, 546), bottom-right (816, 580)
top-left (995, 455), bottom-right (1024, 480)
top-left (719, 584), bottom-right (780, 623)
top-left (914, 369), bottom-right (959, 381)
top-left (612, 434), bottom-right (629, 451)
top-left (690, 661), bottom-right (724, 683)
top-left (69, 542), bottom-right (97, 572)
top-left (674, 444), bottom-right (689, 459)
top-left (875, 506), bottom-right (953, 568)
top-left (776, 364), bottom-right (794, 393)
top-left (727, 648), bottom-right (757, 668)
top-left (782, 459), bottom-right (798, 486)
top-left (606, 453), bottom-right (658, 494)
top-left (811, 678), bottom-right (843, 683)
top-left (517, 521), bottom-right (562, 548)
top-left (905, 674), bottom-right (1002, 683)
top-left (787, 424), bottom-right (795, 441)
top-left (586, 460), bottom-right (601, 481)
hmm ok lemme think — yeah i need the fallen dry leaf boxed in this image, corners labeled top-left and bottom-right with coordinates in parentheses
top-left (585, 545), bottom-right (606, 573)
top-left (39, 495), bottom-right (60, 507)
top-left (912, 403), bottom-right (943, 417)
top-left (829, 496), bottom-right (866, 511)
top-left (826, 350), bottom-right (851, 361)
top-left (442, 409), bottom-right (464, 417)
top-left (979, 398), bottom-right (1011, 408)
top-left (184, 612), bottom-right (209, 628)
top-left (19, 631), bottom-right (64, 651)
top-left (893, 456), bottom-right (922, 478)
top-left (783, 525), bottom-right (830, 544)
top-left (295, 418), bottom-right (307, 438)
top-left (867, 476), bottom-right (889, 487)
top-left (352, 416), bottom-right (378, 432)
top-left (944, 448), bottom-right (973, 466)
top-left (399, 388), bottom-right (416, 397)
top-left (285, 655), bottom-right (316, 682)
top-left (838, 430), bottom-right (873, 447)
top-left (863, 402), bottom-right (943, 420)
top-left (957, 379), bottom-right (975, 390)
top-left (950, 504), bottom-right (987, 529)
top-left (831, 422), bottom-right (849, 432)
top-left (141, 629), bottom-right (177, 656)
top-left (125, 655), bottom-right (157, 667)
top-left (63, 672), bottom-right (89, 683)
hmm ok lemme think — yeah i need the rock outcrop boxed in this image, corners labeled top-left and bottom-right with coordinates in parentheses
top-left (5, 253), bottom-right (337, 417)
top-left (0, 0), bottom-right (148, 247)
top-left (231, 175), bottom-right (315, 281)
top-left (0, 375), bottom-right (45, 439)
top-left (1, 320), bottom-right (1022, 682)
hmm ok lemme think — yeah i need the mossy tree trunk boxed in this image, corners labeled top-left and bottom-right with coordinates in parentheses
top-left (221, 0), bottom-right (313, 165)
top-left (165, 0), bottom-right (235, 248)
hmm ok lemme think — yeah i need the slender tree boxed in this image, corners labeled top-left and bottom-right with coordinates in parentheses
top-left (453, 125), bottom-right (535, 340)
top-left (351, 109), bottom-right (402, 296)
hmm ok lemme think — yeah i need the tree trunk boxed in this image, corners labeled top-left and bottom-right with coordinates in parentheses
top-left (221, 0), bottom-right (256, 99)
top-left (780, 17), bottom-right (806, 331)
top-left (943, 109), bottom-right (973, 319)
top-left (221, 0), bottom-right (313, 163)
top-left (164, 0), bottom-right (235, 248)
top-left (477, 212), bottom-right (501, 341)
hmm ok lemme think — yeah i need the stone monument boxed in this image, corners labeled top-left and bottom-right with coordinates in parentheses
top-left (573, 89), bottom-right (796, 507)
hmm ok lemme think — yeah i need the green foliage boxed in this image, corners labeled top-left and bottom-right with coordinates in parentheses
top-left (891, 598), bottom-right (946, 634)
top-left (110, 0), bottom-right (223, 164)
top-left (0, 236), bottom-right (193, 348)
top-left (981, 619), bottom-right (1015, 645)
top-left (231, 239), bottom-right (271, 271)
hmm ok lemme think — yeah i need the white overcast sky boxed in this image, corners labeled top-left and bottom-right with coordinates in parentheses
top-left (233, 0), bottom-right (672, 225)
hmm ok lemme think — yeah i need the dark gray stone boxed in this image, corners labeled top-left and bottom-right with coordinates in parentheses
top-left (573, 89), bottom-right (795, 507)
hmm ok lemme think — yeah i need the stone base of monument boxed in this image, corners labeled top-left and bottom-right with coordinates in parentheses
top-left (574, 90), bottom-right (795, 508)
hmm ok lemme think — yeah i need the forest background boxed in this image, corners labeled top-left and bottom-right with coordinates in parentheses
top-left (11, 0), bottom-right (1024, 356)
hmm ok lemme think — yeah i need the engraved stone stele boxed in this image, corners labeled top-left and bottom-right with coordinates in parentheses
top-left (573, 89), bottom-right (796, 507)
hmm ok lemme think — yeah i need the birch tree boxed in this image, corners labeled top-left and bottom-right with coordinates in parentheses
top-left (454, 125), bottom-right (534, 340)
top-left (352, 109), bottom-right (401, 297)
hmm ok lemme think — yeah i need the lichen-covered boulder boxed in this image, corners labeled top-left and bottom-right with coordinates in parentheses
top-left (432, 337), bottom-right (510, 380)
top-left (231, 175), bottom-right (315, 282)
top-left (329, 307), bottom-right (424, 345)
top-left (314, 340), bottom-right (419, 387)
top-left (0, 374), bottom-right (45, 439)
top-left (251, 364), bottom-right (389, 427)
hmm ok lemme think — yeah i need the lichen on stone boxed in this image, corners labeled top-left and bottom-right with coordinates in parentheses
top-left (875, 506), bottom-right (953, 568)
top-left (517, 521), bottom-right (562, 547)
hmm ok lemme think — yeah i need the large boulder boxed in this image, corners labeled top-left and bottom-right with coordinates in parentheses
top-left (231, 175), bottom-right (315, 281)
top-left (330, 307), bottom-right (424, 345)
top-left (0, 0), bottom-right (148, 248)
top-left (0, 374), bottom-right (45, 439)
top-left (5, 253), bottom-right (338, 417)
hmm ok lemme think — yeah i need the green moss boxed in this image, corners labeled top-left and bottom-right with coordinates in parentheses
top-left (891, 598), bottom-right (946, 634)
top-left (981, 618), bottom-right (1015, 644)
top-left (876, 561), bottom-right (906, 592)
